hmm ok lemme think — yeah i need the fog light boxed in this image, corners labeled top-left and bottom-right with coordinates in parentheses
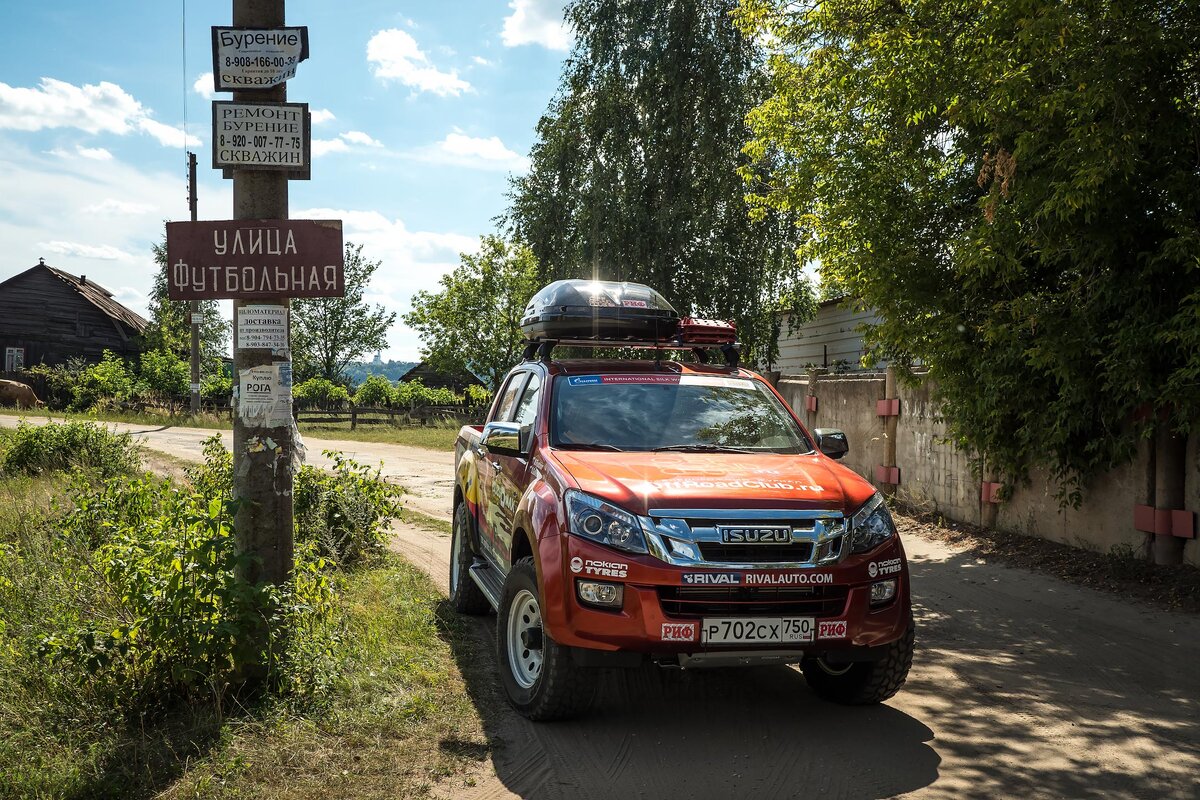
top-left (870, 579), bottom-right (897, 606)
top-left (577, 580), bottom-right (624, 608)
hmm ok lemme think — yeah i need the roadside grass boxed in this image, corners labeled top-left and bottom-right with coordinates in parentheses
top-left (401, 506), bottom-right (454, 536)
top-left (0, 424), bottom-right (489, 798)
top-left (0, 410), bottom-right (464, 451)
top-left (160, 555), bottom-right (489, 799)
top-left (299, 423), bottom-right (464, 452)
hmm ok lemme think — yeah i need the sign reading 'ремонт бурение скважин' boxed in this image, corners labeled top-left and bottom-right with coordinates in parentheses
top-left (165, 219), bottom-right (343, 300)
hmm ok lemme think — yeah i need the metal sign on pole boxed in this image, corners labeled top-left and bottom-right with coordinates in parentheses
top-left (212, 26), bottom-right (309, 91)
top-left (166, 218), bottom-right (344, 300)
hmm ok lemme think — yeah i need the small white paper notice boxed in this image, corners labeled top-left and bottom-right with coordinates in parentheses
top-left (238, 304), bottom-right (289, 351)
top-left (239, 363), bottom-right (293, 427)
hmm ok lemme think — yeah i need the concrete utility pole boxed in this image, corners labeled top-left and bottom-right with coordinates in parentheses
top-left (232, 0), bottom-right (294, 591)
top-left (187, 152), bottom-right (201, 415)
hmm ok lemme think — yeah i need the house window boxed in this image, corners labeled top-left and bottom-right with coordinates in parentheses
top-left (4, 347), bottom-right (24, 372)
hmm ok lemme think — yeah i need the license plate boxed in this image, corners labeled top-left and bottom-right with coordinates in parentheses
top-left (701, 617), bottom-right (815, 645)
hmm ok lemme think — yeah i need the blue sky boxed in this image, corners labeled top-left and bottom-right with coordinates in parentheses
top-left (0, 0), bottom-right (570, 360)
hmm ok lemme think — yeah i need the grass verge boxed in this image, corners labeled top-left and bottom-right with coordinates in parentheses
top-left (160, 555), bottom-right (489, 799)
top-left (0, 410), bottom-right (463, 452)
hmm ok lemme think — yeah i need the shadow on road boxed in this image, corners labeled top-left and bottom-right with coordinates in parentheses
top-left (438, 600), bottom-right (939, 800)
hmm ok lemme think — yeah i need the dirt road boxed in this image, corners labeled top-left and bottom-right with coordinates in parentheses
top-left (8, 414), bottom-right (1198, 798)
top-left (0, 415), bottom-right (454, 521)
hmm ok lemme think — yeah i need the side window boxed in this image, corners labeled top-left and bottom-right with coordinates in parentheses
top-left (513, 373), bottom-right (542, 428)
top-left (491, 373), bottom-right (527, 422)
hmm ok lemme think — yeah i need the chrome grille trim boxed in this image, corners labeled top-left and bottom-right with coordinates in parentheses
top-left (640, 508), bottom-right (847, 569)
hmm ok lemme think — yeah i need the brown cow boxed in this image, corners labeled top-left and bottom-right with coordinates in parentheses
top-left (0, 379), bottom-right (43, 409)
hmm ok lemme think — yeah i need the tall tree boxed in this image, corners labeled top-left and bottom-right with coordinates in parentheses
top-left (507, 0), bottom-right (814, 367)
top-left (404, 235), bottom-right (541, 392)
top-left (147, 238), bottom-right (228, 377)
top-left (291, 242), bottom-right (396, 383)
top-left (736, 0), bottom-right (1200, 500)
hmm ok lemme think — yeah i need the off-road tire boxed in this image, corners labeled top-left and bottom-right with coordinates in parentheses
top-left (496, 557), bottom-right (595, 721)
top-left (450, 503), bottom-right (491, 615)
top-left (801, 622), bottom-right (915, 705)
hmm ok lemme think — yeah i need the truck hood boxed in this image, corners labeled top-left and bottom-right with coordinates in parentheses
top-left (549, 450), bottom-right (875, 516)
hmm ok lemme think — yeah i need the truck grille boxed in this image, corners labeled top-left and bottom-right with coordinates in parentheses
top-left (697, 543), bottom-right (814, 564)
top-left (657, 585), bottom-right (849, 619)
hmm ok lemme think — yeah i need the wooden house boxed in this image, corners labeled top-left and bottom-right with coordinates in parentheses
top-left (399, 361), bottom-right (484, 393)
top-left (0, 259), bottom-right (148, 370)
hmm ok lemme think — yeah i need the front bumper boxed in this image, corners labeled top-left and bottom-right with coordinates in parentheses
top-left (539, 534), bottom-right (911, 662)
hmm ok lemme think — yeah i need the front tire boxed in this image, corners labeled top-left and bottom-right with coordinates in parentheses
top-left (449, 503), bottom-right (490, 615)
top-left (496, 557), bottom-right (594, 721)
top-left (801, 622), bottom-right (915, 705)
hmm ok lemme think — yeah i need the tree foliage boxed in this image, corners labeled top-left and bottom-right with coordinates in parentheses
top-left (148, 239), bottom-right (228, 377)
top-left (737, 0), bottom-right (1200, 499)
top-left (404, 235), bottom-right (541, 392)
top-left (507, 0), bottom-right (815, 367)
top-left (291, 242), bottom-right (396, 383)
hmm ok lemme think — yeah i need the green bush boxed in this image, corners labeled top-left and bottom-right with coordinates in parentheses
top-left (394, 378), bottom-right (462, 408)
top-left (353, 374), bottom-right (397, 407)
top-left (293, 377), bottom-right (351, 408)
top-left (0, 421), bottom-right (141, 477)
top-left (464, 384), bottom-right (492, 406)
top-left (201, 372), bottom-right (233, 401)
top-left (134, 349), bottom-right (189, 398)
top-left (295, 452), bottom-right (404, 566)
top-left (70, 351), bottom-right (134, 411)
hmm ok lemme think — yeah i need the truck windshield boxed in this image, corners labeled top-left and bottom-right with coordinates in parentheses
top-left (550, 374), bottom-right (814, 454)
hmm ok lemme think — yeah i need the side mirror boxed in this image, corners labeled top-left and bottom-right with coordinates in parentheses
top-left (482, 421), bottom-right (530, 457)
top-left (814, 428), bottom-right (849, 460)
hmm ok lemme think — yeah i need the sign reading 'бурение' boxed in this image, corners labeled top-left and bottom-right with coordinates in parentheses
top-left (212, 26), bottom-right (310, 91)
top-left (212, 101), bottom-right (309, 171)
top-left (166, 219), bottom-right (344, 300)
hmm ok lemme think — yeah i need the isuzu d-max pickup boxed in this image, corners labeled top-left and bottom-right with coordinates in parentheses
top-left (451, 281), bottom-right (914, 720)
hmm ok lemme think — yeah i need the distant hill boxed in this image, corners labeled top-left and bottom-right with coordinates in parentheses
top-left (344, 359), bottom-right (418, 387)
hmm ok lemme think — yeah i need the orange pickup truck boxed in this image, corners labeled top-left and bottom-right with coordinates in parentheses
top-left (451, 281), bottom-right (914, 720)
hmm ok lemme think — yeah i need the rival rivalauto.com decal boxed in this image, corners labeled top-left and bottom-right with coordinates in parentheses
top-left (681, 572), bottom-right (835, 586)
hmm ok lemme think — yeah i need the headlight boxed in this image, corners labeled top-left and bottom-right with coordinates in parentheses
top-left (564, 490), bottom-right (648, 555)
top-left (850, 492), bottom-right (896, 554)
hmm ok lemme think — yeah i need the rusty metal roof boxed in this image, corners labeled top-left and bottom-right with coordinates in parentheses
top-left (44, 265), bottom-right (149, 332)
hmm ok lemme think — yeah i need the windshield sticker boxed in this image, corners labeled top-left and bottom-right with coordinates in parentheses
top-left (622, 299), bottom-right (648, 308)
top-left (565, 374), bottom-right (754, 388)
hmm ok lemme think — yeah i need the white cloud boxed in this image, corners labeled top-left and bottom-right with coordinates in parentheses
top-left (472, 56), bottom-right (494, 67)
top-left (340, 130), bottom-right (383, 147)
top-left (76, 145), bottom-right (113, 161)
top-left (501, 0), bottom-right (571, 51)
top-left (312, 138), bottom-right (350, 157)
top-left (193, 72), bottom-right (214, 100)
top-left (83, 198), bottom-right (155, 215)
top-left (366, 29), bottom-right (471, 96)
top-left (294, 207), bottom-right (480, 360)
top-left (0, 77), bottom-right (200, 147)
top-left (37, 240), bottom-right (136, 261)
top-left (313, 131), bottom-right (385, 157)
top-left (416, 131), bottom-right (529, 172)
top-left (48, 144), bottom-right (114, 161)
top-left (310, 108), bottom-right (336, 125)
top-left (0, 136), bottom-right (232, 324)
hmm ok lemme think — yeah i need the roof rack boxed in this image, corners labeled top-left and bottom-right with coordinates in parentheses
top-left (522, 337), bottom-right (741, 369)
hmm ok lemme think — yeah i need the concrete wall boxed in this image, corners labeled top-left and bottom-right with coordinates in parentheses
top-left (779, 371), bottom-right (1198, 567)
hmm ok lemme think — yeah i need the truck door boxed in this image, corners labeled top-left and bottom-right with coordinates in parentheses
top-left (490, 371), bottom-right (541, 574)
top-left (476, 371), bottom-right (528, 565)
